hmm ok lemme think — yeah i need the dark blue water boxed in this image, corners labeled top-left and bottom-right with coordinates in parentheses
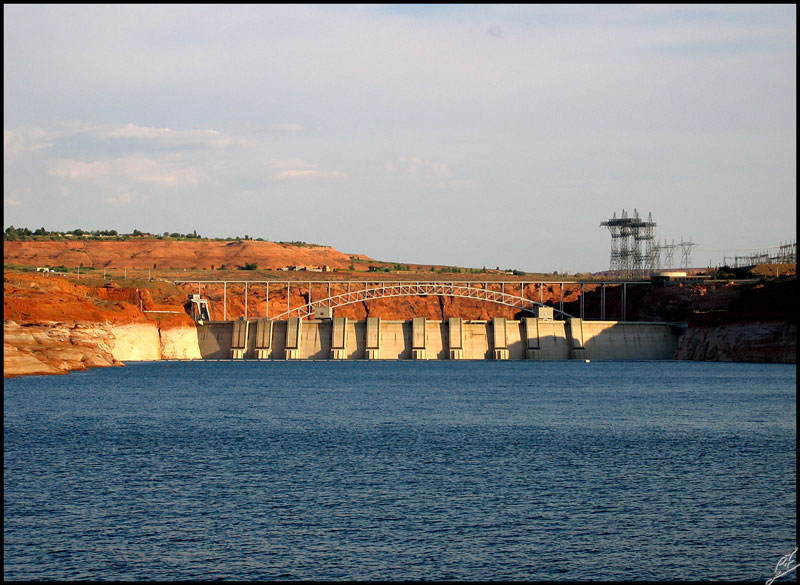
top-left (4, 360), bottom-right (796, 581)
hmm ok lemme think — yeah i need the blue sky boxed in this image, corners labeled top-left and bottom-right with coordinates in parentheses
top-left (4, 4), bottom-right (796, 273)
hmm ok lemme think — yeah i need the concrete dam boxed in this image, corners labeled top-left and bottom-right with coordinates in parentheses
top-left (195, 316), bottom-right (685, 361)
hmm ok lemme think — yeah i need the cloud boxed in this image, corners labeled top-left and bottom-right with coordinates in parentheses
top-left (117, 156), bottom-right (204, 186)
top-left (50, 155), bottom-right (205, 187)
top-left (4, 127), bottom-right (56, 162)
top-left (4, 122), bottom-right (243, 164)
top-left (103, 192), bottom-right (134, 207)
top-left (51, 160), bottom-right (111, 180)
top-left (275, 169), bottom-right (347, 179)
top-left (269, 159), bottom-right (347, 180)
top-left (103, 123), bottom-right (176, 140)
top-left (95, 123), bottom-right (238, 149)
top-left (260, 123), bottom-right (306, 133)
top-left (6, 121), bottom-right (239, 208)
top-left (389, 157), bottom-right (453, 180)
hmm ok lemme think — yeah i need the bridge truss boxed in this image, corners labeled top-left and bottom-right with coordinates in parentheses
top-left (272, 281), bottom-right (569, 320)
top-left (172, 279), bottom-right (649, 322)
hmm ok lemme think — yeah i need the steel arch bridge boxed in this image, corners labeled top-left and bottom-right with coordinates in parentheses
top-left (173, 279), bottom-right (589, 321)
top-left (269, 281), bottom-right (574, 320)
top-left (174, 279), bottom-right (652, 322)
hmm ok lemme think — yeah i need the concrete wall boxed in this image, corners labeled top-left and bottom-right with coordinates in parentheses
top-left (582, 321), bottom-right (681, 360)
top-left (196, 318), bottom-right (683, 360)
top-left (196, 322), bottom-right (234, 359)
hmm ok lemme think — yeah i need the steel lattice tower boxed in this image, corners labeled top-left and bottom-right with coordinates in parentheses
top-left (679, 237), bottom-right (698, 269)
top-left (601, 209), bottom-right (657, 279)
top-left (661, 239), bottom-right (676, 269)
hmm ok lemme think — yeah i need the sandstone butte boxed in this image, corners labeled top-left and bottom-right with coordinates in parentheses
top-left (4, 239), bottom-right (797, 377)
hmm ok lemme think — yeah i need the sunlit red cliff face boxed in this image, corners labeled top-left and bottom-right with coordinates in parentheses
top-left (3, 271), bottom-right (199, 377)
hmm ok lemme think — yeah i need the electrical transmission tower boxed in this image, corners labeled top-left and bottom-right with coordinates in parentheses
top-left (600, 209), bottom-right (657, 279)
top-left (656, 239), bottom-right (677, 269)
top-left (679, 237), bottom-right (698, 269)
top-left (775, 241), bottom-right (796, 264)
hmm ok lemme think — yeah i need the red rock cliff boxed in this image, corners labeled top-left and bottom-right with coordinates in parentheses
top-left (4, 271), bottom-right (199, 377)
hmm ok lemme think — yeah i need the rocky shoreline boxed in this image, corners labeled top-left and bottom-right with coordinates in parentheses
top-left (675, 321), bottom-right (796, 363)
top-left (4, 319), bottom-right (202, 378)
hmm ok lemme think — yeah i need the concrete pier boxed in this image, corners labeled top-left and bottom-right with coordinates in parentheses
top-left (449, 317), bottom-right (464, 360)
top-left (366, 317), bottom-right (381, 360)
top-left (254, 318), bottom-right (272, 359)
top-left (285, 317), bottom-right (302, 359)
top-left (412, 317), bottom-right (426, 360)
top-left (568, 318), bottom-right (587, 360)
top-left (199, 317), bottom-right (685, 361)
top-left (230, 318), bottom-right (249, 359)
top-left (330, 317), bottom-right (348, 359)
top-left (492, 317), bottom-right (509, 360)
top-left (524, 317), bottom-right (541, 360)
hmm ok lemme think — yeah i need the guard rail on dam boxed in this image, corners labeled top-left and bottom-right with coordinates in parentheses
top-left (194, 317), bottom-right (686, 361)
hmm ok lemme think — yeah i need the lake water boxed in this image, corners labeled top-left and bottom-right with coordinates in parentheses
top-left (4, 360), bottom-right (796, 581)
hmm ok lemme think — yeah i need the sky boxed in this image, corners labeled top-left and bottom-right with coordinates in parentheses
top-left (4, 4), bottom-right (796, 274)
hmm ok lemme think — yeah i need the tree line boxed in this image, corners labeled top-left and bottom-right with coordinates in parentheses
top-left (3, 226), bottom-right (324, 246)
top-left (3, 226), bottom-right (208, 241)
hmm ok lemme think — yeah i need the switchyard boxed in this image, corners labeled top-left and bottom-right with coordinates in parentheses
top-left (723, 241), bottom-right (797, 268)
